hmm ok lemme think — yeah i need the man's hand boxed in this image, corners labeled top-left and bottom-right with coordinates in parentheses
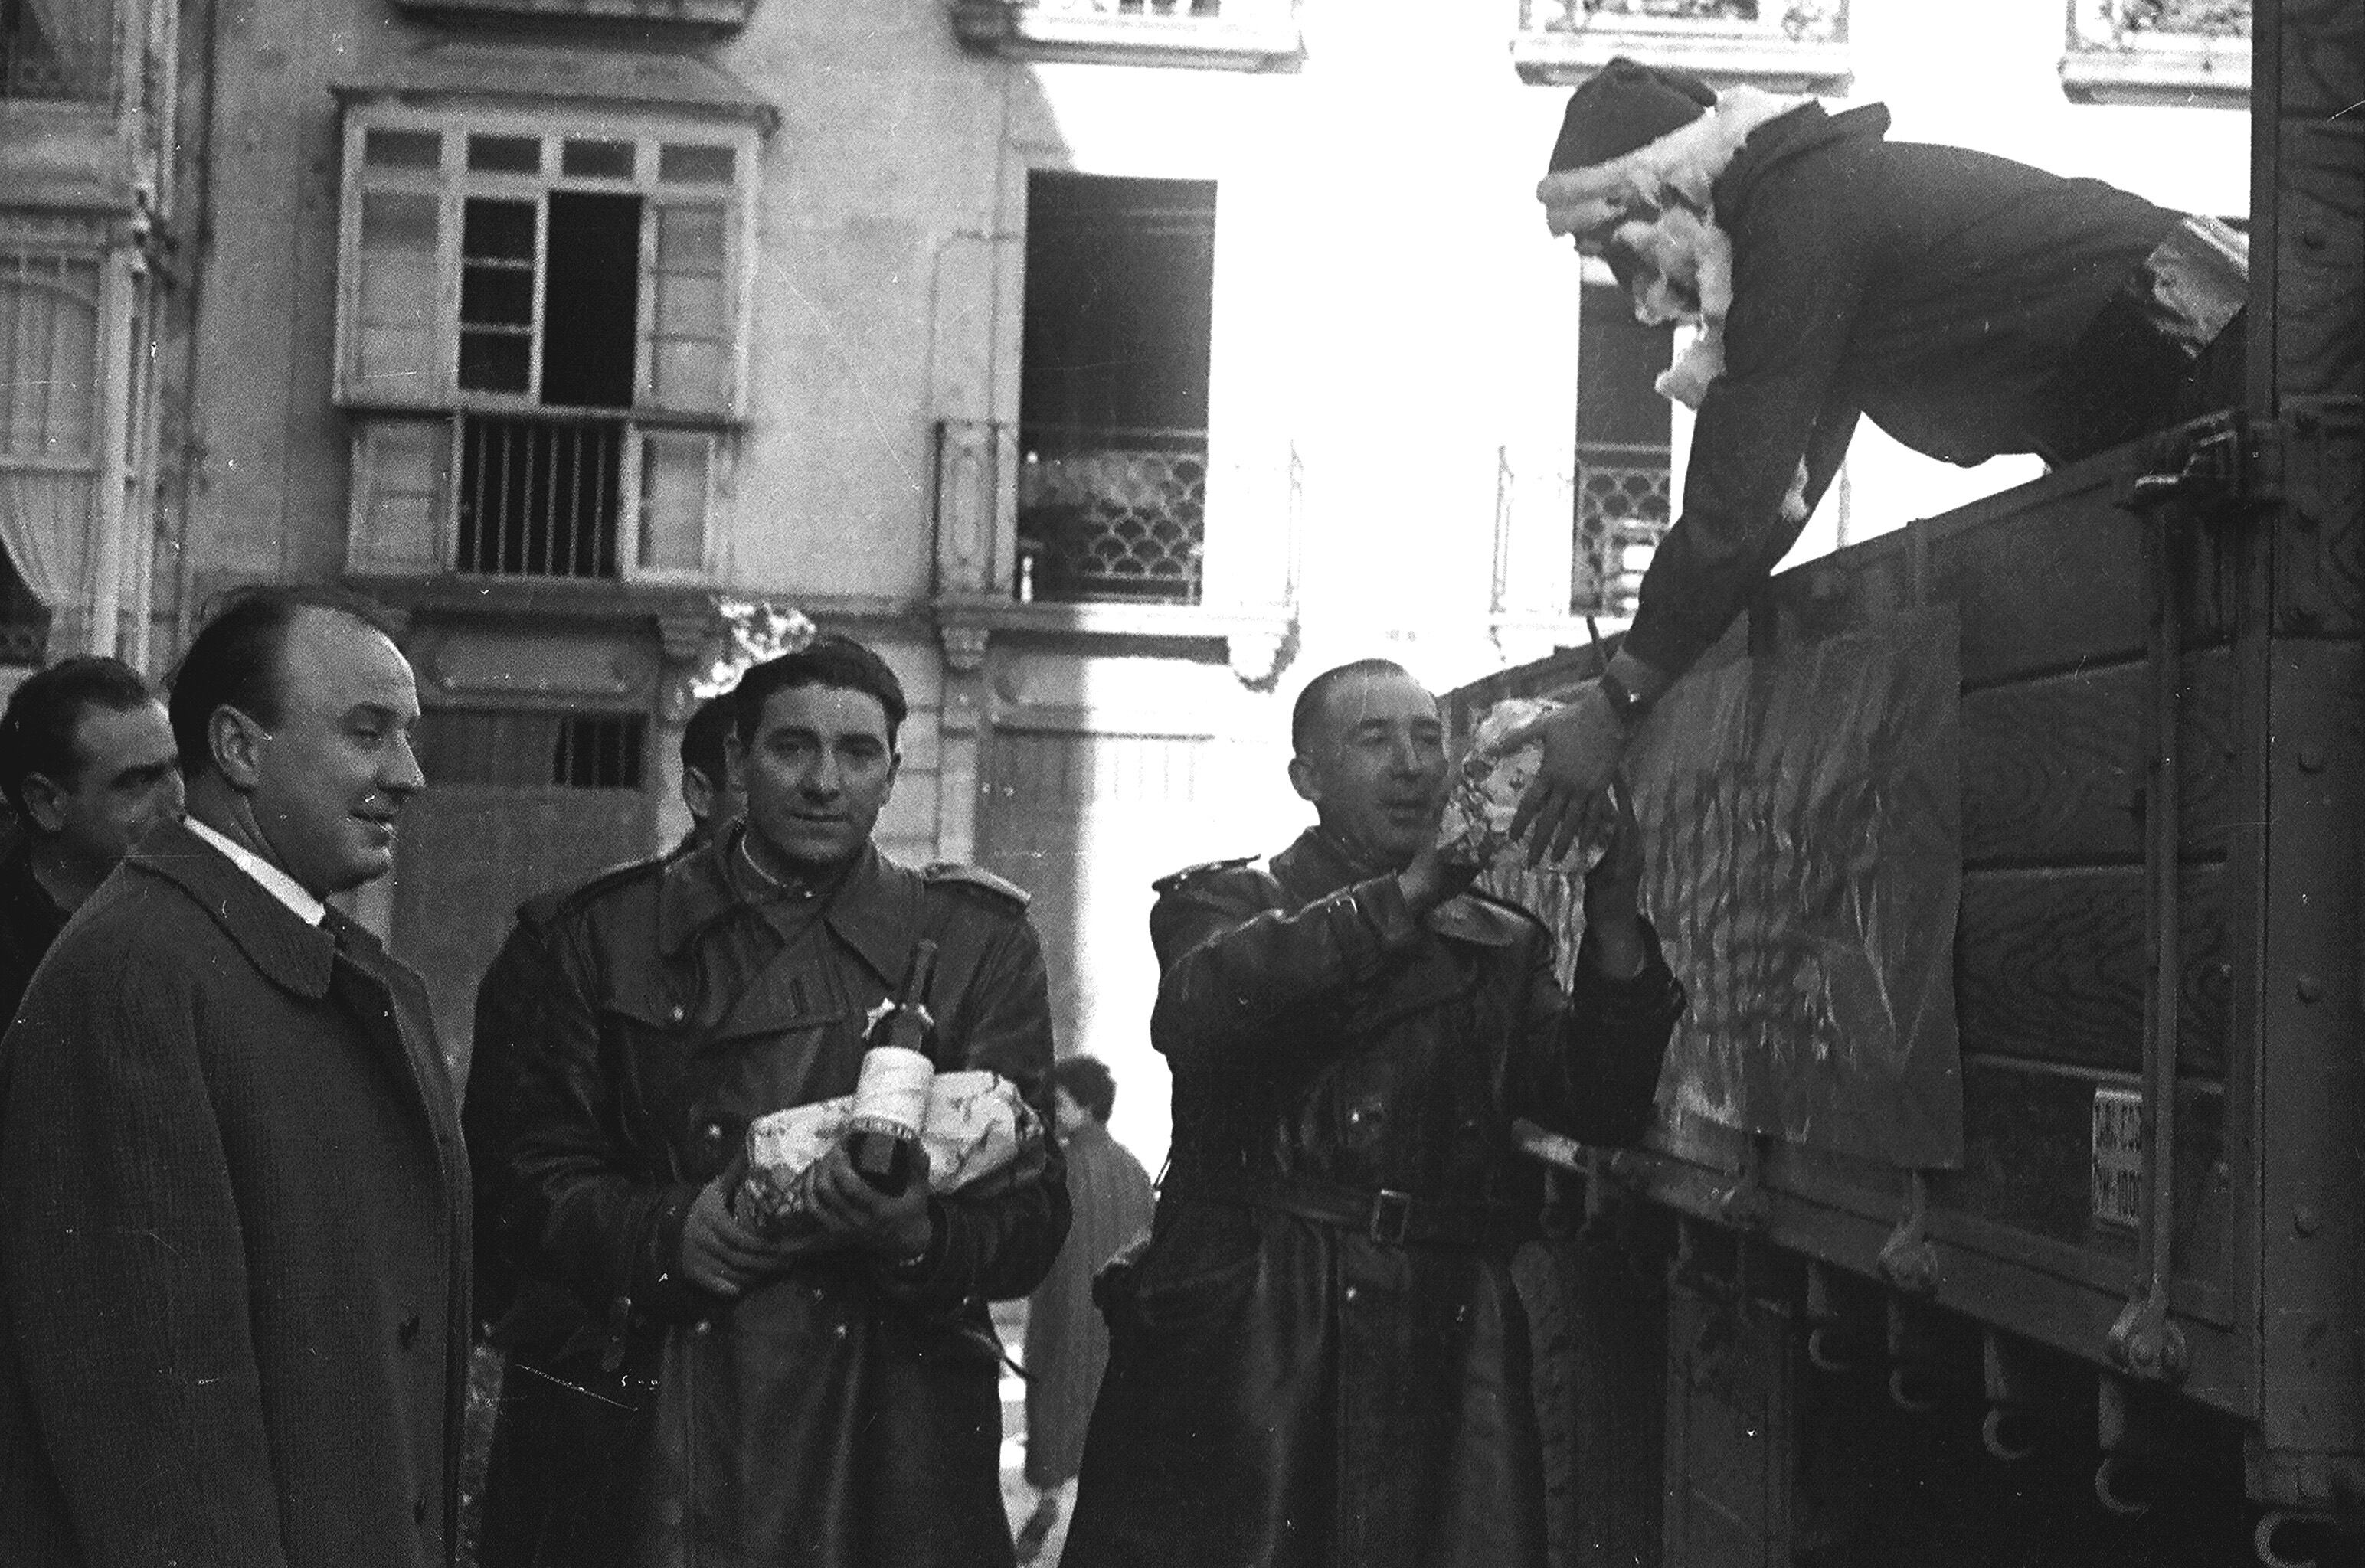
top-left (1500, 685), bottom-right (1626, 867)
top-left (681, 1174), bottom-right (816, 1296)
top-left (1582, 785), bottom-right (1650, 979)
top-left (804, 1142), bottom-right (937, 1264)
top-left (1396, 840), bottom-right (1482, 916)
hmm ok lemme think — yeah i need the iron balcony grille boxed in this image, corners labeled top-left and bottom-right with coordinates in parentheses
top-left (456, 413), bottom-right (621, 580)
top-left (1016, 424), bottom-right (1206, 605)
top-left (1572, 442), bottom-right (1673, 617)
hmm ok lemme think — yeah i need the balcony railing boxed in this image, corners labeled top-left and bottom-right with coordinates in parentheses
top-left (932, 417), bottom-right (1298, 678)
top-left (1016, 426), bottom-right (1205, 606)
top-left (1572, 441), bottom-right (1673, 617)
top-left (456, 413), bottom-right (622, 580)
top-left (950, 0), bottom-right (1304, 71)
top-left (1513, 0), bottom-right (1850, 92)
top-left (2, 0), bottom-right (116, 105)
top-left (2061, 0), bottom-right (2250, 105)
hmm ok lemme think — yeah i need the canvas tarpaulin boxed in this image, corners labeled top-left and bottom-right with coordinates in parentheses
top-left (1486, 607), bottom-right (1964, 1169)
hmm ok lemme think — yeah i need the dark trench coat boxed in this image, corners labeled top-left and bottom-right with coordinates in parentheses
top-left (472, 837), bottom-right (1069, 1568)
top-left (1063, 828), bottom-right (1686, 1568)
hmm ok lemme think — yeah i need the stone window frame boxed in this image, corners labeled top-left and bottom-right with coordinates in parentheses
top-left (1511, 0), bottom-right (1852, 94)
top-left (2059, 0), bottom-right (2251, 106)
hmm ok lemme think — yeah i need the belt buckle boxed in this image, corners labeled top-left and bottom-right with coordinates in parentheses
top-left (1369, 1188), bottom-right (1414, 1246)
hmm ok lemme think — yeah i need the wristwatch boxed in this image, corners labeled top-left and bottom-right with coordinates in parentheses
top-left (1597, 666), bottom-right (1651, 732)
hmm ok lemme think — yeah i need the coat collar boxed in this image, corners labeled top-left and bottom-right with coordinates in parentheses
top-left (1269, 827), bottom-right (1521, 948)
top-left (129, 818), bottom-right (339, 1000)
top-left (655, 828), bottom-right (918, 984)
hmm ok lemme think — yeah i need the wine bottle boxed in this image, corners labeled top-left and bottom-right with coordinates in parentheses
top-left (848, 938), bottom-right (940, 1194)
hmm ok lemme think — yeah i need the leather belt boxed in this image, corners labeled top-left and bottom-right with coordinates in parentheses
top-left (1175, 1170), bottom-right (1529, 1250)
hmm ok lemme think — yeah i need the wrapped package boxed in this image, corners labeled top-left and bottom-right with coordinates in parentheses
top-left (734, 1069), bottom-right (1047, 1236)
top-left (1440, 697), bottom-right (1617, 874)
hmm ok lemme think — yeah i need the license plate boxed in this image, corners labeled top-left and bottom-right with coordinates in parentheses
top-left (2092, 1086), bottom-right (2144, 1230)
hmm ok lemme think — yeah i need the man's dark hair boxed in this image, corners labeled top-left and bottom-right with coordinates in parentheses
top-left (681, 690), bottom-right (739, 789)
top-left (1290, 658), bottom-right (1415, 757)
top-left (733, 635), bottom-right (908, 749)
top-left (169, 586), bottom-right (404, 776)
top-left (1052, 1055), bottom-right (1117, 1125)
top-left (0, 658), bottom-right (160, 817)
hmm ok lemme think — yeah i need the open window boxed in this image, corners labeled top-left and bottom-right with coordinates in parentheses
top-left (1016, 173), bottom-right (1217, 606)
top-left (337, 109), bottom-right (757, 583)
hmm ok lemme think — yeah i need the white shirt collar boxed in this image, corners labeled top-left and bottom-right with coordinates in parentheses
top-left (185, 817), bottom-right (329, 928)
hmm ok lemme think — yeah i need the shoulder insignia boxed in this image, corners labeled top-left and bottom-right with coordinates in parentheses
top-left (518, 853), bottom-right (670, 928)
top-left (1150, 855), bottom-right (1258, 897)
top-left (922, 861), bottom-right (1032, 910)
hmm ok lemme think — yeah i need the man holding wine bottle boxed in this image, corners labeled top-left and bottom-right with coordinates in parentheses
top-left (472, 634), bottom-right (1070, 1568)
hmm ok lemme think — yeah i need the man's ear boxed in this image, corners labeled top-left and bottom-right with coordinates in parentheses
top-left (1287, 754), bottom-right (1321, 807)
top-left (18, 772), bottom-right (70, 834)
top-left (209, 706), bottom-right (268, 792)
top-left (681, 766), bottom-right (716, 821)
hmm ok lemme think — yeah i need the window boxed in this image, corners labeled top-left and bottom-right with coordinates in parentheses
top-left (0, 244), bottom-right (102, 638)
top-left (1513, 0), bottom-right (1850, 93)
top-left (339, 111), bottom-right (754, 582)
top-left (0, 542), bottom-right (48, 663)
top-left (2, 0), bottom-right (115, 104)
top-left (1571, 277), bottom-right (1674, 617)
top-left (420, 709), bottom-right (647, 789)
top-left (1016, 174), bottom-right (1216, 606)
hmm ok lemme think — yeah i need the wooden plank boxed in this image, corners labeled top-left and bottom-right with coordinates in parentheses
top-left (1914, 456), bottom-right (2231, 685)
top-left (1944, 1058), bottom-right (2230, 1292)
top-left (391, 783), bottom-right (657, 1082)
top-left (1956, 863), bottom-right (2230, 1077)
top-left (1961, 648), bottom-right (2239, 867)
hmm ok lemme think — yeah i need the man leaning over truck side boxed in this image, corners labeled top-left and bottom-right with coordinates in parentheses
top-left (1506, 57), bottom-right (2249, 859)
top-left (1061, 658), bottom-right (1686, 1568)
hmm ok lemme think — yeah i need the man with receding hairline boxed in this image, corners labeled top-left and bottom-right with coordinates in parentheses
top-left (0, 586), bottom-right (467, 1568)
top-left (1065, 658), bottom-right (1685, 1568)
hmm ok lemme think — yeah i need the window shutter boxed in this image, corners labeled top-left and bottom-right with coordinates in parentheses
top-left (352, 191), bottom-right (445, 407)
top-left (633, 427), bottom-right (711, 573)
top-left (640, 201), bottom-right (731, 415)
top-left (348, 415), bottom-right (450, 573)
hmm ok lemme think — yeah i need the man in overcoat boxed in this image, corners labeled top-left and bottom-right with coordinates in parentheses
top-left (0, 656), bottom-right (182, 1024)
top-left (1063, 658), bottom-right (1686, 1568)
top-left (0, 588), bottom-right (468, 1568)
top-left (473, 633), bottom-right (1070, 1567)
top-left (1506, 57), bottom-right (2249, 859)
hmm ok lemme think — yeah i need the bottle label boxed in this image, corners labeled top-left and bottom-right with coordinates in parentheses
top-left (850, 1045), bottom-right (934, 1140)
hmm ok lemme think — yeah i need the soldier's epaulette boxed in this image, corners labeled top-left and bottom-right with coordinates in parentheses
top-left (1150, 855), bottom-right (1258, 897)
top-left (922, 861), bottom-right (1032, 911)
top-left (517, 852), bottom-right (672, 929)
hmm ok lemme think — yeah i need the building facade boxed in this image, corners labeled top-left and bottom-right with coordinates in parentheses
top-left (0, 0), bottom-right (198, 688)
top-left (167, 0), bottom-right (2248, 1167)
